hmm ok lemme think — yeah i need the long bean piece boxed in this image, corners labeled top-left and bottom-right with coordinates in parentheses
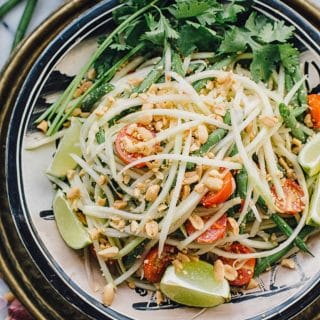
top-left (11, 0), bottom-right (37, 50)
top-left (0, 0), bottom-right (23, 19)
top-left (271, 214), bottom-right (313, 256)
top-left (254, 225), bottom-right (315, 277)
top-left (279, 103), bottom-right (306, 142)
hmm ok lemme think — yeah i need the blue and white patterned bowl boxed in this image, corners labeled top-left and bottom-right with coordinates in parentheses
top-left (0, 1), bottom-right (319, 319)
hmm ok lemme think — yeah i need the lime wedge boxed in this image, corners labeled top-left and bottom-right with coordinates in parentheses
top-left (298, 133), bottom-right (320, 176)
top-left (53, 190), bottom-right (91, 249)
top-left (160, 260), bottom-right (230, 308)
top-left (47, 118), bottom-right (82, 177)
top-left (307, 174), bottom-right (320, 226)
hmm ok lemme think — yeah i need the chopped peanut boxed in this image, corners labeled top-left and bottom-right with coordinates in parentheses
top-left (37, 120), bottom-right (48, 133)
top-left (145, 220), bottom-right (159, 238)
top-left (145, 184), bottom-right (160, 202)
top-left (102, 283), bottom-right (115, 306)
top-left (188, 214), bottom-right (204, 230)
top-left (227, 217), bottom-right (239, 236)
top-left (183, 171), bottom-right (199, 185)
top-left (204, 177), bottom-right (223, 191)
top-left (197, 124), bottom-right (209, 144)
top-left (223, 264), bottom-right (238, 281)
top-left (112, 200), bottom-right (128, 209)
top-left (97, 175), bottom-right (107, 186)
top-left (67, 187), bottom-right (80, 201)
top-left (281, 258), bottom-right (295, 269)
top-left (213, 259), bottom-right (225, 282)
top-left (259, 116), bottom-right (279, 127)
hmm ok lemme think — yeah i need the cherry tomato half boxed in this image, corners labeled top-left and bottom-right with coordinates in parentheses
top-left (221, 243), bottom-right (256, 287)
top-left (201, 171), bottom-right (235, 208)
top-left (271, 179), bottom-right (305, 215)
top-left (308, 94), bottom-right (320, 129)
top-left (143, 245), bottom-right (176, 283)
top-left (115, 124), bottom-right (155, 168)
top-left (185, 214), bottom-right (227, 244)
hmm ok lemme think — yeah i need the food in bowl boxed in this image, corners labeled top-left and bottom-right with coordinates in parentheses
top-left (30, 0), bottom-right (320, 309)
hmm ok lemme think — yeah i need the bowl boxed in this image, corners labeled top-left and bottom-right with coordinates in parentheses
top-left (0, 0), bottom-right (319, 319)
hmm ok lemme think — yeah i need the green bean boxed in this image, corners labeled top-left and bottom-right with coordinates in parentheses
top-left (81, 83), bottom-right (114, 112)
top-left (279, 103), bottom-right (306, 142)
top-left (254, 226), bottom-right (315, 277)
top-left (257, 196), bottom-right (268, 212)
top-left (95, 127), bottom-right (105, 144)
top-left (11, 0), bottom-right (37, 50)
top-left (292, 105), bottom-right (308, 117)
top-left (172, 52), bottom-right (185, 76)
top-left (0, 0), bottom-right (23, 19)
top-left (293, 68), bottom-right (307, 105)
top-left (122, 238), bottom-right (146, 268)
top-left (186, 128), bottom-right (227, 170)
top-left (271, 214), bottom-right (313, 256)
top-left (236, 169), bottom-right (248, 199)
top-left (186, 111), bottom-right (230, 170)
top-left (134, 59), bottom-right (164, 93)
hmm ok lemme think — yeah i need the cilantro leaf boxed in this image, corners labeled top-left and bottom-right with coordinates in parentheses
top-left (177, 22), bottom-right (221, 56)
top-left (218, 27), bottom-right (250, 53)
top-left (169, 0), bottom-right (218, 19)
top-left (143, 11), bottom-right (179, 45)
top-left (196, 7), bottom-right (221, 25)
top-left (259, 20), bottom-right (294, 43)
top-left (216, 1), bottom-right (245, 23)
top-left (250, 44), bottom-right (280, 82)
top-left (245, 12), bottom-right (269, 34)
top-left (279, 43), bottom-right (299, 74)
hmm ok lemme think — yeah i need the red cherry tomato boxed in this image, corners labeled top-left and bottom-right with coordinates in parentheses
top-left (221, 243), bottom-right (256, 287)
top-left (185, 214), bottom-right (227, 244)
top-left (271, 179), bottom-right (305, 214)
top-left (201, 171), bottom-right (235, 208)
top-left (115, 124), bottom-right (155, 168)
top-left (143, 245), bottom-right (176, 283)
top-left (308, 94), bottom-right (320, 128)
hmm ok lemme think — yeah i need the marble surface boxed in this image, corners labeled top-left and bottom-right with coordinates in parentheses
top-left (0, 0), bottom-right (319, 319)
top-left (0, 0), bottom-right (64, 70)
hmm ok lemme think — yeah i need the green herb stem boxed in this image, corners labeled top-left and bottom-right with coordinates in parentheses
top-left (41, 0), bottom-right (158, 135)
top-left (11, 0), bottom-right (37, 50)
top-left (0, 0), bottom-right (23, 19)
top-left (50, 42), bottom-right (144, 134)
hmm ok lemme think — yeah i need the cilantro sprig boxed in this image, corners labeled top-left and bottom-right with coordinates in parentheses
top-left (38, 0), bottom-right (305, 135)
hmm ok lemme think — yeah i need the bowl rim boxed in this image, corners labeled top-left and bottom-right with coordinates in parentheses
top-left (0, 1), bottom-right (319, 319)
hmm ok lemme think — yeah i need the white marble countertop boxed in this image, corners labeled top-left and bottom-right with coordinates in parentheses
top-left (0, 0), bottom-right (64, 70)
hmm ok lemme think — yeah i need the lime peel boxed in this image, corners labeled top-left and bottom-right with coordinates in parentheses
top-left (53, 190), bottom-right (92, 249)
top-left (47, 118), bottom-right (82, 177)
top-left (160, 260), bottom-right (230, 308)
top-left (298, 133), bottom-right (320, 176)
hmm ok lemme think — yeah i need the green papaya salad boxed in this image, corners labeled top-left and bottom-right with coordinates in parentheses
top-left (31, 0), bottom-right (320, 308)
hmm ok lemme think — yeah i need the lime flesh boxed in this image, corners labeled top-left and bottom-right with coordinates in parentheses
top-left (307, 174), bottom-right (320, 227)
top-left (160, 260), bottom-right (230, 308)
top-left (298, 133), bottom-right (320, 176)
top-left (47, 118), bottom-right (82, 177)
top-left (53, 191), bottom-right (91, 249)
